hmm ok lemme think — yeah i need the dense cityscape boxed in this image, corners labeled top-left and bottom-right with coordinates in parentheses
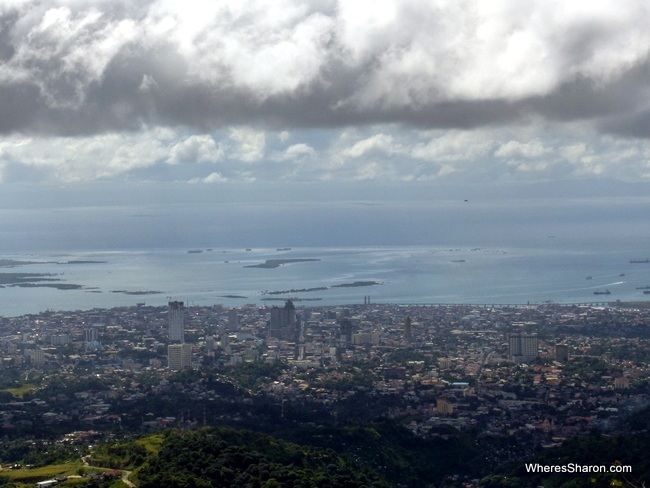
top-left (1, 299), bottom-right (649, 487)
top-left (4, 1), bottom-right (650, 487)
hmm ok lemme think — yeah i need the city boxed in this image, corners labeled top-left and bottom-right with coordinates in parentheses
top-left (1, 299), bottom-right (649, 486)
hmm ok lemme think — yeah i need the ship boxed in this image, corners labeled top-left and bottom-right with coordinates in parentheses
top-left (593, 289), bottom-right (611, 295)
top-left (630, 259), bottom-right (649, 263)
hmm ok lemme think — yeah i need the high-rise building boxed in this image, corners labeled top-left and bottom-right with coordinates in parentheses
top-left (168, 301), bottom-right (185, 343)
top-left (339, 318), bottom-right (353, 346)
top-left (269, 300), bottom-right (296, 340)
top-left (404, 316), bottom-right (412, 344)
top-left (228, 309), bottom-right (239, 331)
top-left (26, 348), bottom-right (45, 366)
top-left (84, 328), bottom-right (98, 342)
top-left (508, 332), bottom-right (538, 362)
top-left (555, 344), bottom-right (569, 362)
top-left (168, 343), bottom-right (192, 370)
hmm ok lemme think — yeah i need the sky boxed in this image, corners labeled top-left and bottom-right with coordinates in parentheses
top-left (1, 0), bottom-right (650, 215)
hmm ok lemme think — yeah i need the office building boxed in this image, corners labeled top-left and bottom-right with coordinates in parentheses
top-left (555, 343), bottom-right (569, 362)
top-left (404, 316), bottom-right (412, 343)
top-left (168, 301), bottom-right (185, 343)
top-left (84, 328), bottom-right (98, 342)
top-left (168, 343), bottom-right (192, 370)
top-left (269, 300), bottom-right (296, 340)
top-left (228, 309), bottom-right (239, 331)
top-left (339, 318), bottom-right (353, 346)
top-left (508, 332), bottom-right (538, 362)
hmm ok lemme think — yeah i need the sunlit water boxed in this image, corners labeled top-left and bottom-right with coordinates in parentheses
top-left (1, 194), bottom-right (649, 316)
top-left (1, 245), bottom-right (648, 316)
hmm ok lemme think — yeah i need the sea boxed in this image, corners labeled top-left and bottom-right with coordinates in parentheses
top-left (1, 185), bottom-right (649, 317)
top-left (1, 244), bottom-right (649, 317)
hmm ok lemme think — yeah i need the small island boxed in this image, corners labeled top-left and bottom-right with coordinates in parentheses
top-left (0, 272), bottom-right (59, 285)
top-left (13, 283), bottom-right (84, 290)
top-left (264, 287), bottom-right (328, 295)
top-left (111, 290), bottom-right (164, 295)
top-left (244, 258), bottom-right (321, 269)
top-left (0, 259), bottom-right (44, 267)
top-left (332, 281), bottom-right (381, 288)
top-left (261, 297), bottom-right (322, 302)
top-left (61, 260), bottom-right (108, 264)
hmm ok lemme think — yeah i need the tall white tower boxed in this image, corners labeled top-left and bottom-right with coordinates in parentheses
top-left (168, 301), bottom-right (185, 343)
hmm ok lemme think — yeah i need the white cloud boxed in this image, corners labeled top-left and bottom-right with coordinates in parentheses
top-left (0, 128), bottom-right (173, 182)
top-left (560, 143), bottom-right (588, 163)
top-left (283, 143), bottom-right (316, 160)
top-left (168, 135), bottom-right (223, 164)
top-left (228, 127), bottom-right (266, 162)
top-left (495, 139), bottom-right (550, 159)
top-left (411, 131), bottom-right (494, 162)
top-left (342, 133), bottom-right (399, 158)
top-left (190, 171), bottom-right (227, 183)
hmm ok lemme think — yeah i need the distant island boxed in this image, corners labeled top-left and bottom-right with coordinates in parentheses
top-left (264, 287), bottom-right (328, 295)
top-left (0, 259), bottom-right (44, 267)
top-left (332, 281), bottom-right (381, 288)
top-left (12, 283), bottom-right (83, 290)
top-left (111, 290), bottom-right (164, 295)
top-left (60, 260), bottom-right (108, 264)
top-left (261, 297), bottom-right (323, 301)
top-left (0, 272), bottom-right (58, 285)
top-left (1, 258), bottom-right (108, 267)
top-left (245, 258), bottom-right (321, 269)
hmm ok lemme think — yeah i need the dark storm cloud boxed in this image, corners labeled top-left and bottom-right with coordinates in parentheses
top-left (0, 1), bottom-right (650, 137)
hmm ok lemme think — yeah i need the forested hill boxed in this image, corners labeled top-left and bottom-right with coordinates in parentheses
top-left (93, 427), bottom-right (392, 488)
top-left (88, 409), bottom-right (650, 488)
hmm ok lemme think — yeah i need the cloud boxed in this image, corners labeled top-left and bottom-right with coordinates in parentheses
top-left (283, 143), bottom-right (316, 160)
top-left (495, 139), bottom-right (550, 159)
top-left (228, 127), bottom-right (266, 162)
top-left (168, 134), bottom-right (223, 164)
top-left (1, 1), bottom-right (650, 185)
top-left (0, 0), bottom-right (648, 136)
top-left (190, 171), bottom-right (228, 184)
top-left (342, 133), bottom-right (399, 158)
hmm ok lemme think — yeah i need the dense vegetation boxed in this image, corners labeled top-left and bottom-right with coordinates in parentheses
top-left (95, 427), bottom-right (391, 488)
top-left (480, 407), bottom-right (650, 487)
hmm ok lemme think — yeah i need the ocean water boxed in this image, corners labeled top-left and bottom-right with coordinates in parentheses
top-left (1, 188), bottom-right (649, 316)
top-left (1, 244), bottom-right (649, 317)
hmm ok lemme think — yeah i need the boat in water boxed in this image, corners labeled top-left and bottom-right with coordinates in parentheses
top-left (593, 289), bottom-right (611, 295)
